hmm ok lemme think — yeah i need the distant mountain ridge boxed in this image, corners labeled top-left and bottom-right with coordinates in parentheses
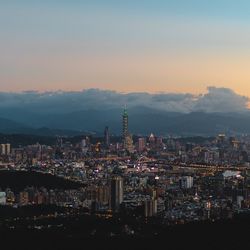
top-left (0, 117), bottom-right (87, 136)
top-left (0, 88), bottom-right (249, 136)
top-left (1, 107), bottom-right (250, 136)
top-left (0, 117), bottom-right (27, 132)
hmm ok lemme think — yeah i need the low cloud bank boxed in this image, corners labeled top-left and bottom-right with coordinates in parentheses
top-left (0, 87), bottom-right (248, 114)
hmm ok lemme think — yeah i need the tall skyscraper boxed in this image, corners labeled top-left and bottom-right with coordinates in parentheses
top-left (110, 176), bottom-right (124, 212)
top-left (122, 107), bottom-right (134, 152)
top-left (104, 126), bottom-right (110, 147)
top-left (122, 107), bottom-right (129, 140)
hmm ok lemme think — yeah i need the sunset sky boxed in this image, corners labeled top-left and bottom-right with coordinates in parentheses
top-left (1, 0), bottom-right (250, 96)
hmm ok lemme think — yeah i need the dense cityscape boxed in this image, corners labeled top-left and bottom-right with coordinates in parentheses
top-left (1, 108), bottom-right (250, 237)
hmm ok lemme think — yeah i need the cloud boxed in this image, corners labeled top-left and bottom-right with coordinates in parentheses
top-left (0, 87), bottom-right (248, 114)
top-left (193, 87), bottom-right (249, 113)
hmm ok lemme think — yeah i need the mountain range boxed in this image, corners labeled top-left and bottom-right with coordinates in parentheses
top-left (0, 88), bottom-right (249, 136)
top-left (0, 107), bottom-right (250, 136)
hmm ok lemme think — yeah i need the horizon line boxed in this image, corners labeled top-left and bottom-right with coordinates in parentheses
top-left (0, 86), bottom-right (247, 97)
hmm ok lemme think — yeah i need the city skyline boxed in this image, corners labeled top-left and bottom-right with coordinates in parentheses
top-left (2, 1), bottom-right (250, 249)
top-left (1, 0), bottom-right (250, 96)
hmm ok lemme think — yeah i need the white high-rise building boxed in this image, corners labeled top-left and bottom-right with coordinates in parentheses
top-left (110, 176), bottom-right (123, 212)
top-left (180, 176), bottom-right (194, 189)
top-left (0, 192), bottom-right (6, 205)
top-left (0, 143), bottom-right (11, 155)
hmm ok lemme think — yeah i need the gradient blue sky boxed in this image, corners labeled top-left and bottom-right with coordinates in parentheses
top-left (1, 0), bottom-right (250, 95)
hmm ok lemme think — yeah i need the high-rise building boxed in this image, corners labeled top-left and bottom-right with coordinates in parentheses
top-left (110, 176), bottom-right (123, 212)
top-left (149, 133), bottom-right (156, 149)
top-left (6, 143), bottom-right (11, 155)
top-left (0, 143), bottom-right (11, 155)
top-left (156, 137), bottom-right (163, 149)
top-left (180, 176), bottom-right (194, 189)
top-left (122, 107), bottom-right (129, 140)
top-left (124, 135), bottom-right (134, 152)
top-left (0, 192), bottom-right (6, 205)
top-left (81, 139), bottom-right (87, 148)
top-left (104, 126), bottom-right (110, 148)
top-left (87, 185), bottom-right (110, 208)
top-left (122, 107), bottom-right (134, 152)
top-left (144, 199), bottom-right (157, 217)
top-left (0, 144), bottom-right (6, 155)
top-left (138, 137), bottom-right (146, 152)
top-left (56, 137), bottom-right (63, 148)
top-left (97, 185), bottom-right (109, 205)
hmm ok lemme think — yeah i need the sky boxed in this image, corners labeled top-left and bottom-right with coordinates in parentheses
top-left (1, 0), bottom-right (250, 96)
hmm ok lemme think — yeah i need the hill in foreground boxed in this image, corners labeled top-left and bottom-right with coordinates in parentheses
top-left (0, 170), bottom-right (83, 192)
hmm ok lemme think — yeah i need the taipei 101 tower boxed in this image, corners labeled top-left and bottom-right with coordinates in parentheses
top-left (122, 106), bottom-right (133, 152)
top-left (122, 106), bottom-right (129, 140)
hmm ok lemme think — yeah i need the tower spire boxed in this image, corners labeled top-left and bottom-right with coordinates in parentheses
top-left (123, 104), bottom-right (128, 116)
